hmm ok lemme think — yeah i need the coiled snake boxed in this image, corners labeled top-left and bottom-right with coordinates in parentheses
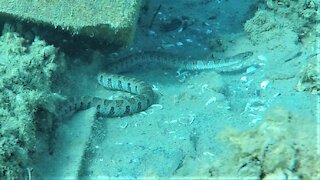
top-left (58, 51), bottom-right (253, 119)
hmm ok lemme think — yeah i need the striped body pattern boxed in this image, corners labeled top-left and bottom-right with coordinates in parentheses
top-left (107, 51), bottom-right (253, 73)
top-left (96, 73), bottom-right (154, 117)
top-left (59, 51), bottom-right (253, 119)
top-left (60, 74), bottom-right (154, 118)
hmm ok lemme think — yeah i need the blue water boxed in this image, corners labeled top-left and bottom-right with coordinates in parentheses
top-left (0, 0), bottom-right (318, 179)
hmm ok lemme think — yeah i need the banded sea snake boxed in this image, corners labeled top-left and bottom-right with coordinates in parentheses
top-left (59, 51), bottom-right (253, 119)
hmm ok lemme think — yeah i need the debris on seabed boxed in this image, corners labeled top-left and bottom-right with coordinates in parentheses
top-left (201, 84), bottom-right (209, 93)
top-left (257, 54), bottom-right (268, 62)
top-left (178, 113), bottom-right (196, 125)
top-left (162, 43), bottom-right (175, 49)
top-left (151, 104), bottom-right (163, 110)
top-left (242, 99), bottom-right (266, 114)
top-left (205, 96), bottom-right (217, 106)
top-left (187, 84), bottom-right (195, 89)
top-left (246, 66), bottom-right (257, 74)
top-left (176, 42), bottom-right (183, 46)
top-left (249, 117), bottom-right (263, 125)
top-left (273, 92), bottom-right (281, 97)
top-left (152, 84), bottom-right (159, 91)
top-left (139, 104), bottom-right (163, 116)
top-left (26, 167), bottom-right (33, 180)
top-left (119, 122), bottom-right (128, 129)
top-left (203, 151), bottom-right (215, 156)
top-left (240, 76), bottom-right (248, 82)
top-left (148, 30), bottom-right (156, 36)
top-left (185, 38), bottom-right (193, 43)
top-left (260, 80), bottom-right (270, 90)
top-left (176, 70), bottom-right (190, 82)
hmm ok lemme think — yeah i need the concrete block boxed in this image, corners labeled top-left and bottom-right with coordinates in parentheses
top-left (0, 0), bottom-right (142, 45)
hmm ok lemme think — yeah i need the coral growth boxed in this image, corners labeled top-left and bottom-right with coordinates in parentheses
top-left (214, 107), bottom-right (319, 179)
top-left (0, 26), bottom-right (63, 179)
top-left (296, 55), bottom-right (320, 94)
top-left (244, 10), bottom-right (298, 49)
top-left (244, 10), bottom-right (278, 43)
top-left (265, 0), bottom-right (319, 39)
top-left (245, 0), bottom-right (319, 45)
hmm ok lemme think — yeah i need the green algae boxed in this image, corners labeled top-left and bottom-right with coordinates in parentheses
top-left (0, 25), bottom-right (64, 179)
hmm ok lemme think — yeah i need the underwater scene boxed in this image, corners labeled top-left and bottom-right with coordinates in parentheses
top-left (0, 0), bottom-right (319, 179)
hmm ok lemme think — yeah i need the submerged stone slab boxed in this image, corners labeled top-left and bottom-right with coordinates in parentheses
top-left (36, 108), bottom-right (96, 178)
top-left (0, 0), bottom-right (142, 45)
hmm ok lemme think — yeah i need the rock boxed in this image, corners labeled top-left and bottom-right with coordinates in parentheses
top-left (0, 0), bottom-right (142, 47)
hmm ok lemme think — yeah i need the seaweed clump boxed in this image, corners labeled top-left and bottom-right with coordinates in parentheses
top-left (0, 25), bottom-right (63, 179)
top-left (214, 107), bottom-right (319, 179)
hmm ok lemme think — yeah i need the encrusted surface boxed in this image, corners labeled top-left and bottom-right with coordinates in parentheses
top-left (0, 28), bottom-right (63, 179)
top-left (0, 0), bottom-right (142, 44)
